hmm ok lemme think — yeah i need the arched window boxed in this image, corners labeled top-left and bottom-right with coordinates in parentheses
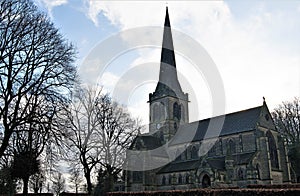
top-left (239, 135), bottom-right (243, 152)
top-left (181, 104), bottom-right (185, 122)
top-left (202, 174), bottom-right (211, 188)
top-left (162, 176), bottom-right (166, 185)
top-left (168, 174), bottom-right (172, 184)
top-left (219, 139), bottom-right (223, 155)
top-left (172, 174), bottom-right (176, 184)
top-left (159, 102), bottom-right (165, 120)
top-left (173, 102), bottom-right (181, 120)
top-left (266, 131), bottom-right (279, 169)
top-left (178, 174), bottom-right (183, 184)
top-left (238, 168), bottom-right (244, 180)
top-left (256, 164), bottom-right (261, 180)
top-left (227, 139), bottom-right (236, 154)
top-left (185, 174), bottom-right (189, 184)
top-left (191, 146), bottom-right (198, 159)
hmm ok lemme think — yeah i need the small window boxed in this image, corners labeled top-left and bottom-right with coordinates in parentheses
top-left (178, 174), bottom-right (183, 184)
top-left (173, 102), bottom-right (181, 120)
top-left (185, 174), bottom-right (189, 184)
top-left (227, 139), bottom-right (236, 154)
top-left (162, 176), bottom-right (166, 185)
top-left (238, 168), bottom-right (244, 180)
top-left (239, 135), bottom-right (243, 152)
top-left (265, 114), bottom-right (270, 121)
top-left (219, 139), bottom-right (223, 155)
top-left (191, 146), bottom-right (198, 159)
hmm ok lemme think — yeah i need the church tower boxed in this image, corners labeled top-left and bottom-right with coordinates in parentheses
top-left (149, 7), bottom-right (189, 143)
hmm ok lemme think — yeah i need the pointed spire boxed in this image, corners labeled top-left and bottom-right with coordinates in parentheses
top-left (149, 7), bottom-right (187, 102)
top-left (160, 6), bottom-right (175, 68)
top-left (164, 6), bottom-right (170, 27)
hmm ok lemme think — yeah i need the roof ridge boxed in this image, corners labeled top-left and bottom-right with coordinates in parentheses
top-left (188, 105), bottom-right (263, 124)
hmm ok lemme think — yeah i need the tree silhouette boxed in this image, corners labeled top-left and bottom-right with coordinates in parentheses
top-left (0, 0), bottom-right (77, 158)
top-left (63, 86), bottom-right (140, 194)
top-left (272, 97), bottom-right (300, 182)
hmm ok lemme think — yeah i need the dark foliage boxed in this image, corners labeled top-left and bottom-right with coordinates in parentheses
top-left (108, 188), bottom-right (300, 196)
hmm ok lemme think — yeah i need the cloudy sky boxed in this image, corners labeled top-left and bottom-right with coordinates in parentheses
top-left (35, 0), bottom-right (300, 126)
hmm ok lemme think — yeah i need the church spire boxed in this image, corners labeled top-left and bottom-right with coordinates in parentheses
top-left (149, 7), bottom-right (187, 102)
top-left (159, 6), bottom-right (177, 80)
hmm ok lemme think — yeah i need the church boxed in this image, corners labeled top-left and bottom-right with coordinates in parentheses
top-left (125, 8), bottom-right (291, 191)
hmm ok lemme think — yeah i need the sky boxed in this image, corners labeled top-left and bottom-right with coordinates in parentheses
top-left (34, 0), bottom-right (300, 127)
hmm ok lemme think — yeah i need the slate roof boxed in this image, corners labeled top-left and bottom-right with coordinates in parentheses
top-left (157, 152), bottom-right (256, 174)
top-left (130, 135), bottom-right (162, 150)
top-left (157, 160), bottom-right (200, 174)
top-left (170, 106), bottom-right (262, 145)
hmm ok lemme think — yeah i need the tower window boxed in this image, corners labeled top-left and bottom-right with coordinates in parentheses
top-left (173, 102), bottom-right (181, 120)
top-left (181, 104), bottom-right (185, 122)
top-left (153, 104), bottom-right (159, 122)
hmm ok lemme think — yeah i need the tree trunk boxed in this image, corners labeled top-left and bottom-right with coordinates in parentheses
top-left (23, 176), bottom-right (29, 195)
top-left (0, 129), bottom-right (12, 158)
top-left (84, 169), bottom-right (92, 194)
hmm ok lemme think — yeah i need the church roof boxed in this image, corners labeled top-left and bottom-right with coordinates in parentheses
top-left (157, 152), bottom-right (256, 174)
top-left (170, 105), bottom-right (263, 145)
top-left (157, 159), bottom-right (200, 174)
top-left (130, 135), bottom-right (163, 150)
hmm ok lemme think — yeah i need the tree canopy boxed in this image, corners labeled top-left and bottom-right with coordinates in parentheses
top-left (0, 0), bottom-right (77, 158)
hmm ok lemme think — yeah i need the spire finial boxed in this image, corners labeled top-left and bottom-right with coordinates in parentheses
top-left (263, 96), bottom-right (266, 104)
top-left (164, 5), bottom-right (170, 27)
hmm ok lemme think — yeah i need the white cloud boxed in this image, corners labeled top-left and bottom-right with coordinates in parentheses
top-left (82, 1), bottom-right (300, 123)
top-left (35, 0), bottom-right (68, 17)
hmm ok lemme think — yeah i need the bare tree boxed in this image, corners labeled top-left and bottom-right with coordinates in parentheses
top-left (52, 172), bottom-right (65, 196)
top-left (0, 0), bottom-right (77, 158)
top-left (272, 97), bottom-right (300, 144)
top-left (272, 97), bottom-right (300, 182)
top-left (69, 167), bottom-right (83, 194)
top-left (63, 86), bottom-right (140, 194)
top-left (63, 86), bottom-right (103, 194)
top-left (9, 92), bottom-right (64, 194)
top-left (95, 93), bottom-right (141, 193)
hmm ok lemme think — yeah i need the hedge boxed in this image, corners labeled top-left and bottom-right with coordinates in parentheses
top-left (108, 188), bottom-right (300, 196)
